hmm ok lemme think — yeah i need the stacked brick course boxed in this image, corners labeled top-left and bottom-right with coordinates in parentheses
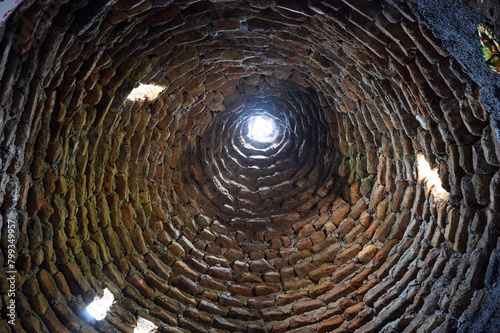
top-left (0, 0), bottom-right (499, 332)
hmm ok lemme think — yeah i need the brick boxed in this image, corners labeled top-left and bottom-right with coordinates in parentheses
top-left (264, 271), bottom-right (281, 284)
top-left (171, 275), bottom-right (198, 296)
top-left (444, 207), bottom-right (460, 242)
top-left (58, 262), bottom-right (90, 296)
top-left (374, 239), bottom-right (399, 267)
top-left (289, 250), bottom-right (314, 265)
top-left (337, 217), bottom-right (355, 240)
top-left (284, 279), bottom-right (314, 292)
top-left (293, 299), bottom-right (325, 315)
top-left (358, 245), bottom-right (378, 263)
top-left (126, 274), bottom-right (155, 300)
top-left (309, 264), bottom-right (337, 283)
top-left (213, 317), bottom-right (246, 332)
top-left (272, 322), bottom-right (287, 333)
top-left (334, 263), bottom-right (362, 283)
top-left (336, 244), bottom-right (362, 266)
top-left (453, 215), bottom-right (470, 254)
top-left (145, 253), bottom-right (171, 280)
top-left (374, 297), bottom-right (410, 329)
top-left (357, 218), bottom-right (379, 244)
top-left (289, 314), bottom-right (317, 330)
top-left (313, 243), bottom-right (341, 265)
top-left (129, 228), bottom-right (148, 255)
top-left (317, 315), bottom-right (343, 333)
top-left (295, 261), bottom-right (317, 279)
top-left (375, 212), bottom-right (397, 242)
top-left (255, 284), bottom-right (279, 296)
top-left (207, 266), bottom-right (232, 280)
top-left (237, 272), bottom-right (263, 284)
top-left (179, 317), bottom-right (206, 333)
top-left (296, 238), bottom-right (313, 251)
top-left (224, 249), bottom-right (245, 262)
top-left (322, 283), bottom-right (355, 304)
top-left (37, 270), bottom-right (59, 304)
top-left (311, 236), bottom-right (337, 253)
top-left (220, 294), bottom-right (245, 308)
top-left (262, 308), bottom-right (289, 322)
top-left (228, 284), bottom-right (253, 297)
top-left (331, 204), bottom-right (351, 225)
top-left (144, 274), bottom-right (170, 293)
top-left (228, 307), bottom-right (260, 321)
top-left (241, 242), bottom-right (268, 253)
top-left (392, 208), bottom-right (412, 239)
top-left (250, 259), bottom-right (274, 274)
top-left (276, 290), bottom-right (309, 306)
top-left (309, 279), bottom-right (335, 299)
top-left (172, 261), bottom-right (199, 281)
top-left (167, 287), bottom-right (197, 307)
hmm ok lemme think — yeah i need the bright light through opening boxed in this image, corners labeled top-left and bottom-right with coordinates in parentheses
top-left (134, 317), bottom-right (158, 333)
top-left (417, 153), bottom-right (448, 199)
top-left (86, 288), bottom-right (114, 320)
top-left (247, 115), bottom-right (276, 142)
top-left (127, 84), bottom-right (166, 101)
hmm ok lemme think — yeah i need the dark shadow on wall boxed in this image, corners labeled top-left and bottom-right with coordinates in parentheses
top-left (458, 248), bottom-right (500, 332)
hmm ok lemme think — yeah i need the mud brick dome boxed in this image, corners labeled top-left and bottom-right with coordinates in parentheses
top-left (2, 0), bottom-right (500, 332)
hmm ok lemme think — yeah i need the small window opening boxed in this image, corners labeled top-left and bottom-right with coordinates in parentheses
top-left (127, 84), bottom-right (166, 101)
top-left (417, 153), bottom-right (448, 198)
top-left (134, 317), bottom-right (158, 333)
top-left (246, 115), bottom-right (276, 143)
top-left (86, 288), bottom-right (114, 320)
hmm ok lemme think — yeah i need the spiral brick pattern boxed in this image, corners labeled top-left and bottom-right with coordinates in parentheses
top-left (182, 81), bottom-right (338, 230)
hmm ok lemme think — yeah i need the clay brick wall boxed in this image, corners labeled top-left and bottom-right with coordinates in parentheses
top-left (0, 0), bottom-right (499, 332)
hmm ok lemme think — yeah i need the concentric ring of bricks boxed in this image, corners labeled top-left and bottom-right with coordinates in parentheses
top-left (183, 83), bottom-right (337, 230)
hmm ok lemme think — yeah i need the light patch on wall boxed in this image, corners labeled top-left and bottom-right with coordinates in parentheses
top-left (416, 153), bottom-right (448, 198)
top-left (134, 317), bottom-right (158, 333)
top-left (127, 84), bottom-right (166, 102)
top-left (415, 115), bottom-right (428, 130)
top-left (86, 288), bottom-right (114, 320)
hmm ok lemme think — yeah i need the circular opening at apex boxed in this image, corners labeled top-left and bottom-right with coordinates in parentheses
top-left (245, 115), bottom-right (277, 143)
